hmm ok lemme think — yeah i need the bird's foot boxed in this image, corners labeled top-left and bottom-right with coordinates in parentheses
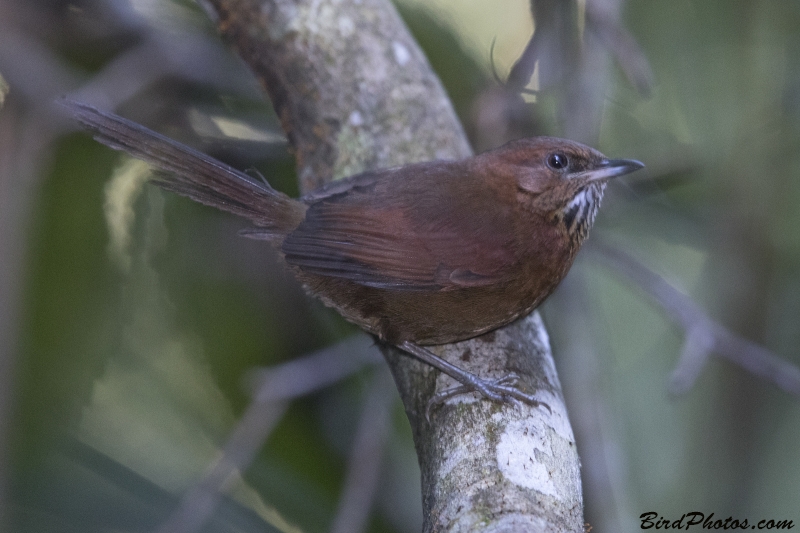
top-left (396, 341), bottom-right (551, 421)
top-left (425, 372), bottom-right (551, 422)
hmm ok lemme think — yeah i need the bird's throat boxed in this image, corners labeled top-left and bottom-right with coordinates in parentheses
top-left (562, 182), bottom-right (606, 245)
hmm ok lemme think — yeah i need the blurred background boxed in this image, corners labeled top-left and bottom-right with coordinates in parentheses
top-left (1, 0), bottom-right (799, 532)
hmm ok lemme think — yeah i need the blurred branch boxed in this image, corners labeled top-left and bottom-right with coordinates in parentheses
top-left (245, 335), bottom-right (381, 400)
top-left (330, 368), bottom-right (394, 533)
top-left (475, 0), bottom-right (652, 148)
top-left (509, 0), bottom-right (652, 95)
top-left (591, 243), bottom-right (800, 398)
top-left (547, 272), bottom-right (634, 532)
top-left (584, 0), bottom-right (653, 95)
top-left (0, 72), bottom-right (7, 104)
top-left (59, 438), bottom-right (287, 532)
top-left (154, 398), bottom-right (290, 533)
top-left (0, 29), bottom-right (79, 103)
top-left (504, 3), bottom-right (544, 93)
top-left (0, 67), bottom-right (10, 533)
top-left (0, 36), bottom-right (80, 525)
top-left (0, 42), bottom-right (84, 533)
top-left (472, 1), bottom-right (579, 149)
top-left (68, 30), bottom-right (261, 113)
top-left (156, 336), bottom-right (380, 533)
top-left (509, 0), bottom-right (580, 93)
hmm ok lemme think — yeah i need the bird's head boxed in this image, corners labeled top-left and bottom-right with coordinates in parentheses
top-left (480, 136), bottom-right (644, 245)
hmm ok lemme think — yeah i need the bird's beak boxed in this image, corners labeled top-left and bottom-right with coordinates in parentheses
top-left (583, 158), bottom-right (645, 182)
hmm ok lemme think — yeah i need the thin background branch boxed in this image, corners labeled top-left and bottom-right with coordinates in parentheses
top-left (590, 242), bottom-right (800, 398)
top-left (153, 401), bottom-right (289, 533)
top-left (329, 367), bottom-right (395, 533)
top-left (155, 336), bottom-right (381, 533)
top-left (0, 68), bottom-right (13, 532)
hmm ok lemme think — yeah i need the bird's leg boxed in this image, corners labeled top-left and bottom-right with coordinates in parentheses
top-left (398, 341), bottom-right (549, 417)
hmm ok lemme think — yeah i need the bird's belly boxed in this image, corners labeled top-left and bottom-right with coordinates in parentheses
top-left (298, 272), bottom-right (561, 346)
top-left (379, 287), bottom-right (536, 345)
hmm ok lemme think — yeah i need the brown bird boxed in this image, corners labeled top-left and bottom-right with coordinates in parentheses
top-left (65, 100), bottom-right (643, 407)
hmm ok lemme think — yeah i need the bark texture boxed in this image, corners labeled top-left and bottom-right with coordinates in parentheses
top-left (201, 0), bottom-right (583, 530)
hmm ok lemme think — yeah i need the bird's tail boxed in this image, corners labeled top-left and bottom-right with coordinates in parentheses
top-left (64, 100), bottom-right (306, 240)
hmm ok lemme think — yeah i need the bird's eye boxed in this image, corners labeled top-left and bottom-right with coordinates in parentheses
top-left (547, 153), bottom-right (569, 171)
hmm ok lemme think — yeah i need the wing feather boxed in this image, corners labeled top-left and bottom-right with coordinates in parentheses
top-left (282, 164), bottom-right (518, 291)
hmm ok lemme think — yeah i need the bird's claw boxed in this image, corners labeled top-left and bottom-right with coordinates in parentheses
top-left (425, 372), bottom-right (551, 422)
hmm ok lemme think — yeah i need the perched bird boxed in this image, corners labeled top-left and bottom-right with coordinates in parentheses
top-left (66, 100), bottom-right (643, 407)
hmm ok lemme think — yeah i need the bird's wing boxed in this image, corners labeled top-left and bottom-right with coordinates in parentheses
top-left (282, 163), bottom-right (517, 291)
